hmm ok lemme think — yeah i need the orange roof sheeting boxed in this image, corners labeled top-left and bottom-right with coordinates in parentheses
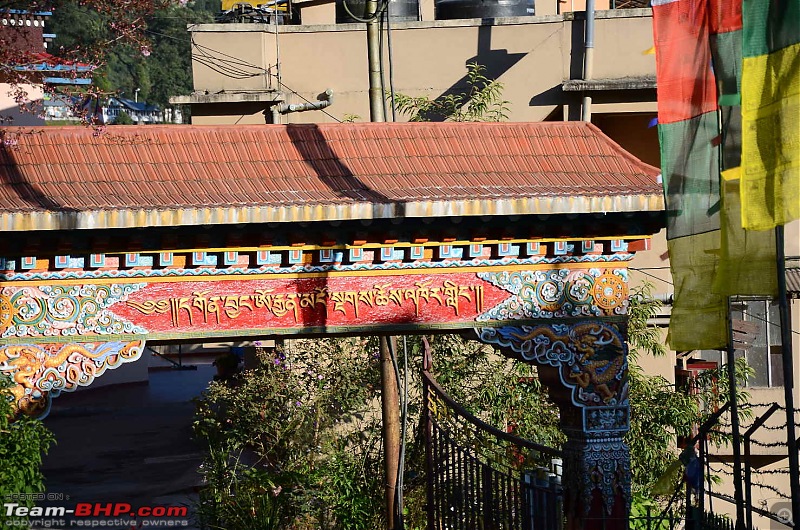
top-left (0, 122), bottom-right (663, 231)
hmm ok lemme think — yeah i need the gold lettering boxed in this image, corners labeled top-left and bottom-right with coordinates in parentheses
top-left (252, 289), bottom-right (274, 309)
top-left (357, 289), bottom-right (375, 308)
top-left (388, 288), bottom-right (404, 307)
top-left (271, 293), bottom-right (299, 322)
top-left (123, 278), bottom-right (486, 328)
top-left (192, 291), bottom-right (213, 324)
top-left (442, 280), bottom-right (471, 316)
top-left (169, 297), bottom-right (193, 327)
top-left (299, 287), bottom-right (328, 310)
top-left (471, 285), bottom-right (484, 313)
top-left (374, 284), bottom-right (391, 306)
top-left (330, 291), bottom-right (359, 316)
top-left (126, 299), bottom-right (170, 315)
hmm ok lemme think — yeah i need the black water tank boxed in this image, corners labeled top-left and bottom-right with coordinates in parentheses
top-left (336, 0), bottom-right (419, 23)
top-left (435, 0), bottom-right (527, 19)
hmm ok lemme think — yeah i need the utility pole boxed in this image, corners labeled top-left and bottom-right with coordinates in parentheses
top-left (366, 0), bottom-right (394, 524)
top-left (725, 299), bottom-right (746, 530)
top-left (776, 226), bottom-right (800, 527)
top-left (366, 0), bottom-right (385, 122)
top-left (380, 336), bottom-right (401, 529)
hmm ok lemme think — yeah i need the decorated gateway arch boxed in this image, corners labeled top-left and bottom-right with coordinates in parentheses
top-left (0, 121), bottom-right (664, 528)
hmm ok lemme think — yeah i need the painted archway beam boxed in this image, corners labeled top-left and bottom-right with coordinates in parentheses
top-left (0, 255), bottom-right (636, 419)
top-left (476, 320), bottom-right (631, 530)
top-left (0, 340), bottom-right (145, 417)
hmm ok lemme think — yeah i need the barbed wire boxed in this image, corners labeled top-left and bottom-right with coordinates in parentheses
top-left (748, 438), bottom-right (795, 448)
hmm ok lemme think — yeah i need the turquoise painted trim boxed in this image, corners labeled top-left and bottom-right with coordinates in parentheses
top-left (0, 253), bottom-right (636, 282)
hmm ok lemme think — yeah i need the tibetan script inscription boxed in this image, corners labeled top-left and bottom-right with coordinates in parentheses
top-left (120, 276), bottom-right (492, 330)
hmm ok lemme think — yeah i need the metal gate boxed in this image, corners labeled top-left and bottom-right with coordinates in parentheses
top-left (423, 359), bottom-right (563, 530)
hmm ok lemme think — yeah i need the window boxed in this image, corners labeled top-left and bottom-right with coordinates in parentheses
top-left (698, 299), bottom-right (784, 387)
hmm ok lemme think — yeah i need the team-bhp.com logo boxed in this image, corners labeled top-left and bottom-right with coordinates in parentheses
top-left (4, 502), bottom-right (189, 527)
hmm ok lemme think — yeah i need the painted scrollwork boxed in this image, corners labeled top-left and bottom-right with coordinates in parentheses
top-left (0, 340), bottom-right (145, 417)
top-left (477, 321), bottom-right (628, 409)
top-left (563, 435), bottom-right (631, 516)
top-left (0, 284), bottom-right (147, 339)
top-left (477, 320), bottom-right (631, 516)
top-left (476, 268), bottom-right (628, 321)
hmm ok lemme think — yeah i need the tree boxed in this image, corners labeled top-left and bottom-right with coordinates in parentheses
top-left (113, 111), bottom-right (135, 124)
top-left (1, 1), bottom-right (216, 121)
top-left (626, 282), bottom-right (753, 505)
top-left (392, 62), bottom-right (509, 122)
top-left (0, 375), bottom-right (55, 525)
top-left (47, 1), bottom-right (216, 107)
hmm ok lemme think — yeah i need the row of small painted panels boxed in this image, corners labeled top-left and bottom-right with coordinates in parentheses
top-left (0, 239), bottom-right (634, 272)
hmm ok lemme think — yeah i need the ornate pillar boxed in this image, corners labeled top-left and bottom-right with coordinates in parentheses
top-left (478, 320), bottom-right (631, 530)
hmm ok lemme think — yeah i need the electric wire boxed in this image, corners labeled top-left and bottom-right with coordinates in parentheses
top-left (146, 27), bottom-right (269, 79)
top-left (160, 26), bottom-right (343, 121)
top-left (149, 26), bottom-right (343, 121)
top-left (340, 0), bottom-right (389, 23)
top-left (378, 4), bottom-right (388, 121)
top-left (630, 266), bottom-right (800, 338)
top-left (385, 0), bottom-right (397, 121)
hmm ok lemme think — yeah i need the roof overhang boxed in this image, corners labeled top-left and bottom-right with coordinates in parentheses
top-left (0, 122), bottom-right (664, 231)
top-left (169, 90), bottom-right (284, 105)
top-left (562, 76), bottom-right (656, 92)
top-left (0, 194), bottom-right (665, 232)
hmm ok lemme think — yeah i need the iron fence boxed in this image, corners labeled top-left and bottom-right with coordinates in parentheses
top-left (423, 365), bottom-right (563, 530)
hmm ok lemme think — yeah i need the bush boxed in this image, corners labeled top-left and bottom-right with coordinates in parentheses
top-left (193, 338), bottom-right (384, 529)
top-left (0, 375), bottom-right (55, 525)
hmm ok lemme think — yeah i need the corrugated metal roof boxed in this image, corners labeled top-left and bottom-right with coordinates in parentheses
top-left (787, 267), bottom-right (800, 297)
top-left (0, 121), bottom-right (663, 231)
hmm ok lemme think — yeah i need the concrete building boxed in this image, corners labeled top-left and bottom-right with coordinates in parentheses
top-left (171, 1), bottom-right (659, 165)
top-left (167, 3), bottom-right (798, 526)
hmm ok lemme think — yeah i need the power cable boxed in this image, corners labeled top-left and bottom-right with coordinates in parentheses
top-left (146, 27), bottom-right (269, 79)
top-left (385, 1), bottom-right (397, 122)
top-left (148, 26), bottom-right (343, 121)
top-left (340, 0), bottom-right (389, 23)
top-left (378, 3), bottom-right (388, 121)
top-left (630, 266), bottom-right (800, 338)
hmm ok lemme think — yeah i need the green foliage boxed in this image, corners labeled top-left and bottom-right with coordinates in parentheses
top-left (146, 4), bottom-right (216, 106)
top-left (627, 282), bottom-right (668, 361)
top-left (625, 284), bottom-right (754, 501)
top-left (193, 284), bottom-right (755, 526)
top-left (49, 1), bottom-right (217, 107)
top-left (426, 334), bottom-right (564, 449)
top-left (196, 446), bottom-right (290, 530)
top-left (193, 338), bottom-right (384, 529)
top-left (0, 376), bottom-right (55, 526)
top-left (393, 62), bottom-right (509, 122)
top-left (626, 364), bottom-right (699, 497)
top-left (314, 444), bottom-right (383, 530)
top-left (630, 493), bottom-right (673, 530)
top-left (113, 111), bottom-right (135, 125)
